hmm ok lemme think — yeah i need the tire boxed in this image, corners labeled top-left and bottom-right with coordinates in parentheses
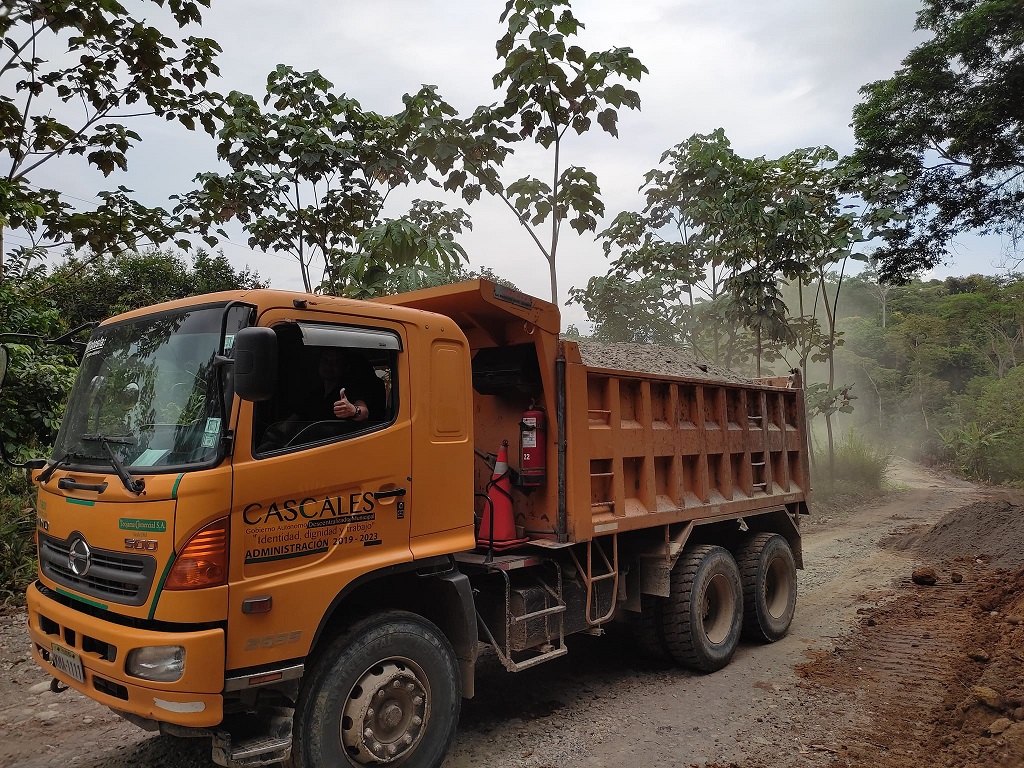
top-left (635, 593), bottom-right (668, 661)
top-left (661, 545), bottom-right (743, 673)
top-left (737, 533), bottom-right (797, 643)
top-left (289, 611), bottom-right (460, 768)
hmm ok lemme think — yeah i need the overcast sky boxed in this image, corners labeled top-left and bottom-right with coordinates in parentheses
top-left (27, 0), bottom-right (1014, 327)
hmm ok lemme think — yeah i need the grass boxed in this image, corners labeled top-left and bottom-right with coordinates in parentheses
top-left (811, 429), bottom-right (894, 510)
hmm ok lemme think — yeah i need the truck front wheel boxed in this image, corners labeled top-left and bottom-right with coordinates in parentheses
top-left (661, 545), bottom-right (743, 672)
top-left (290, 611), bottom-right (460, 768)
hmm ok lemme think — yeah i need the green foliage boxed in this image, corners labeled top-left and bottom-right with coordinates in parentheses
top-left (835, 429), bottom-right (892, 489)
top-left (400, 0), bottom-right (647, 302)
top-left (46, 248), bottom-right (265, 325)
top-left (939, 416), bottom-right (1006, 481)
top-left (0, 252), bottom-right (78, 460)
top-left (0, 469), bottom-right (36, 604)
top-left (950, 365), bottom-right (1024, 482)
top-left (176, 66), bottom-right (469, 295)
top-left (852, 0), bottom-right (1024, 280)
top-left (331, 200), bottom-right (472, 299)
top-left (833, 272), bottom-right (1024, 483)
top-left (567, 273), bottom-right (680, 344)
top-left (1, 0), bottom-right (222, 267)
top-left (805, 382), bottom-right (856, 421)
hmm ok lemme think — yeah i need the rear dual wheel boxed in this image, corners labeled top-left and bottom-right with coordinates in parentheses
top-left (737, 533), bottom-right (797, 642)
top-left (636, 536), bottom-right (797, 667)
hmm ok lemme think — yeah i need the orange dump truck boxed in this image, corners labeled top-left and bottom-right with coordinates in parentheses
top-left (2, 279), bottom-right (810, 768)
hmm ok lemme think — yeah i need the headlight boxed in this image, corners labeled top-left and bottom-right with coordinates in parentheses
top-left (126, 646), bottom-right (185, 682)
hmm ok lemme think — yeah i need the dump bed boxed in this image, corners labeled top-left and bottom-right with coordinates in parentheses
top-left (378, 279), bottom-right (810, 544)
top-left (561, 339), bottom-right (809, 541)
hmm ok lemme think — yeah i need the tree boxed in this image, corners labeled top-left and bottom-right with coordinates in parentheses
top-left (331, 200), bottom-right (472, 299)
top-left (400, 0), bottom-right (647, 304)
top-left (578, 132), bottom-right (840, 375)
top-left (0, 0), bottom-right (223, 277)
top-left (0, 251), bottom-right (77, 461)
top-left (567, 273), bottom-right (680, 344)
top-left (954, 365), bottom-right (1024, 482)
top-left (175, 66), bottom-right (470, 295)
top-left (45, 247), bottom-right (265, 325)
top-left (591, 130), bottom-right (737, 356)
top-left (851, 0), bottom-right (1024, 281)
top-left (853, 258), bottom-right (897, 328)
top-left (0, 246), bottom-right (264, 461)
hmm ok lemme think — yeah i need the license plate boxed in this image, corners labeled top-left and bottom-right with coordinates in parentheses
top-left (49, 642), bottom-right (85, 683)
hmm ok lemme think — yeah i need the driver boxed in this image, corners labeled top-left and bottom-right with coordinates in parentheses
top-left (303, 347), bottom-right (373, 422)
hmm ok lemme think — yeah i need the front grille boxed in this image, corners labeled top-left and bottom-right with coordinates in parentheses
top-left (37, 610), bottom-right (118, 662)
top-left (40, 532), bottom-right (157, 607)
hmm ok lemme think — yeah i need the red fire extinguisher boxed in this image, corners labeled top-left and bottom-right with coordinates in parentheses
top-left (519, 402), bottom-right (546, 487)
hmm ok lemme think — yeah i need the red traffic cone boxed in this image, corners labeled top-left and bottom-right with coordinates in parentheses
top-left (477, 441), bottom-right (527, 551)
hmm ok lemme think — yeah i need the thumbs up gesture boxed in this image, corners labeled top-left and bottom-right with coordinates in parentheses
top-left (333, 387), bottom-right (356, 419)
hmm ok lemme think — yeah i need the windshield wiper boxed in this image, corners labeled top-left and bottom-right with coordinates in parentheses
top-left (80, 434), bottom-right (146, 495)
top-left (81, 433), bottom-right (136, 445)
top-left (37, 451), bottom-right (87, 485)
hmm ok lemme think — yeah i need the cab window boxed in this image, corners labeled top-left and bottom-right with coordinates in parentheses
top-left (252, 321), bottom-right (400, 455)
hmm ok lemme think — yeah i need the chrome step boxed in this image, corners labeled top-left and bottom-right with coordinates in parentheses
top-left (211, 709), bottom-right (293, 768)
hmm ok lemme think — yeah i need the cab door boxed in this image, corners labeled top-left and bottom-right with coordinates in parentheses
top-left (225, 314), bottom-right (411, 670)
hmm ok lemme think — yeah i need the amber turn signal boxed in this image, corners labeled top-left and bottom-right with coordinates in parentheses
top-left (165, 517), bottom-right (229, 590)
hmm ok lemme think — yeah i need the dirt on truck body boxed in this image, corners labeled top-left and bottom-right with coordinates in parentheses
top-left (1, 279), bottom-right (810, 768)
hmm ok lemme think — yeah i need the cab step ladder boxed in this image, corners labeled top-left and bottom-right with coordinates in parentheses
top-left (568, 534), bottom-right (619, 626)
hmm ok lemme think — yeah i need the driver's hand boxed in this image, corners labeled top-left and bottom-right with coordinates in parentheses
top-left (333, 388), bottom-right (356, 419)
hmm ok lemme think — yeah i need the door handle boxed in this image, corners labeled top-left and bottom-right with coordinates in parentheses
top-left (373, 487), bottom-right (406, 500)
top-left (58, 478), bottom-right (108, 493)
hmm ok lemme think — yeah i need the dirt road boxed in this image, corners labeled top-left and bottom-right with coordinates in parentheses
top-left (1, 460), bottom-right (1021, 768)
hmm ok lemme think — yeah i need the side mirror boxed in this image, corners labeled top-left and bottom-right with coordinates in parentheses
top-left (233, 327), bottom-right (278, 402)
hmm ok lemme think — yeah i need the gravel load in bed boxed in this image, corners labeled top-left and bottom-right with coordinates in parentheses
top-left (572, 339), bottom-right (756, 385)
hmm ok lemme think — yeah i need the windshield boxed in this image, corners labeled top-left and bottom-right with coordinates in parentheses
top-left (52, 303), bottom-right (251, 472)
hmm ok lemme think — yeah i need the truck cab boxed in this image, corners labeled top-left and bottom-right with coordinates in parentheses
top-left (20, 289), bottom-right (479, 753)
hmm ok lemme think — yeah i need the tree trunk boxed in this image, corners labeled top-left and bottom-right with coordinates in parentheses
top-left (548, 256), bottom-right (558, 306)
top-left (755, 325), bottom-right (762, 377)
top-left (807, 418), bottom-right (817, 473)
top-left (548, 137), bottom-right (561, 306)
top-left (825, 411), bottom-right (835, 478)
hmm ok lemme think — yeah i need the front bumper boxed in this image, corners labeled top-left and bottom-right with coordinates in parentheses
top-left (27, 581), bottom-right (225, 727)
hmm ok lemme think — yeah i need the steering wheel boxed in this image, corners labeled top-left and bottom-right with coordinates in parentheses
top-left (284, 419), bottom-right (356, 448)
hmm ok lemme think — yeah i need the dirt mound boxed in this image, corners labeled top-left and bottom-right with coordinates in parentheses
top-left (886, 494), bottom-right (1024, 568)
top-left (797, 565), bottom-right (1024, 768)
top-left (929, 568), bottom-right (1024, 768)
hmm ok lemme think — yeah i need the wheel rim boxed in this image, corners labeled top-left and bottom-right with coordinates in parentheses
top-left (340, 657), bottom-right (430, 764)
top-left (701, 573), bottom-right (736, 645)
top-left (765, 554), bottom-right (793, 620)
